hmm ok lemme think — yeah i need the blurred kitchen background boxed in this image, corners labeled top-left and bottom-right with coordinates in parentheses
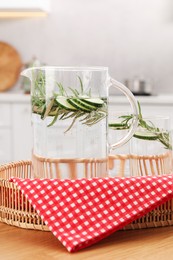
top-left (1, 0), bottom-right (173, 164)
top-left (0, 0), bottom-right (173, 94)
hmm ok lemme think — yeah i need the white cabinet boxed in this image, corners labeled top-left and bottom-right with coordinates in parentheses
top-left (12, 103), bottom-right (32, 161)
top-left (0, 94), bottom-right (32, 164)
top-left (0, 94), bottom-right (173, 164)
top-left (0, 128), bottom-right (12, 163)
top-left (0, 104), bottom-right (11, 126)
top-left (0, 103), bottom-right (12, 164)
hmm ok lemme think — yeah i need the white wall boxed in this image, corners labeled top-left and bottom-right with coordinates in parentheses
top-left (1, 0), bottom-right (173, 94)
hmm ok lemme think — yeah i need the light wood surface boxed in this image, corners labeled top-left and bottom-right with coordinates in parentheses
top-left (1, 222), bottom-right (173, 260)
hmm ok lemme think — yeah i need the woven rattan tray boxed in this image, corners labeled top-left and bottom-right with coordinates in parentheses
top-left (0, 158), bottom-right (173, 231)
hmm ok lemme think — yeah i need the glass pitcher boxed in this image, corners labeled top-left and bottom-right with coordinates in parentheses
top-left (21, 66), bottom-right (138, 179)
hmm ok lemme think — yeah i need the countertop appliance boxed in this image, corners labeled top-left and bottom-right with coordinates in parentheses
top-left (125, 78), bottom-right (153, 96)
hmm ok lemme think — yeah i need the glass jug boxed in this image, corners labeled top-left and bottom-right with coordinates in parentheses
top-left (21, 66), bottom-right (138, 179)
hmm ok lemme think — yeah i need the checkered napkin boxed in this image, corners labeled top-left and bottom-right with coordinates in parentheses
top-left (10, 175), bottom-right (173, 252)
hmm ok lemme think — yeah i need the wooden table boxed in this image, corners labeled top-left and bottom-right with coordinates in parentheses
top-left (1, 222), bottom-right (173, 260)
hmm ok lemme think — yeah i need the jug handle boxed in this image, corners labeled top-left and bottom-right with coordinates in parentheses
top-left (109, 78), bottom-right (139, 150)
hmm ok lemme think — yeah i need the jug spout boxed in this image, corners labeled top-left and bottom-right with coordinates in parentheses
top-left (21, 67), bottom-right (35, 81)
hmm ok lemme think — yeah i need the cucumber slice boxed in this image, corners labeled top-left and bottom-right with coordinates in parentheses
top-left (109, 122), bottom-right (129, 130)
top-left (67, 98), bottom-right (91, 112)
top-left (134, 131), bottom-right (158, 140)
top-left (81, 98), bottom-right (104, 107)
top-left (55, 96), bottom-right (77, 111)
top-left (73, 98), bottom-right (97, 111)
top-left (78, 94), bottom-right (90, 99)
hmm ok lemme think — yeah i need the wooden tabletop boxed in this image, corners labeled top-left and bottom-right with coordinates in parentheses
top-left (1, 222), bottom-right (173, 259)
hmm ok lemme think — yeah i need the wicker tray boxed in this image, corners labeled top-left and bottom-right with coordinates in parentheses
top-left (0, 159), bottom-right (173, 231)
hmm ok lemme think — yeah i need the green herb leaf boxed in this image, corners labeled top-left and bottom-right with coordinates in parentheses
top-left (111, 101), bottom-right (172, 150)
top-left (32, 75), bottom-right (107, 132)
top-left (77, 76), bottom-right (84, 94)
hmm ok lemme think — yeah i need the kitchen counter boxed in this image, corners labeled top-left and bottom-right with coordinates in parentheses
top-left (0, 93), bottom-right (173, 105)
top-left (1, 222), bottom-right (173, 259)
top-left (0, 92), bottom-right (173, 105)
top-left (0, 93), bottom-right (31, 103)
top-left (110, 94), bottom-right (173, 105)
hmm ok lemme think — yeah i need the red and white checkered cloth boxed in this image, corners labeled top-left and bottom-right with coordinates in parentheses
top-left (10, 175), bottom-right (173, 252)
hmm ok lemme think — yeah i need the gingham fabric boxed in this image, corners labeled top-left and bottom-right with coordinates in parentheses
top-left (10, 175), bottom-right (173, 252)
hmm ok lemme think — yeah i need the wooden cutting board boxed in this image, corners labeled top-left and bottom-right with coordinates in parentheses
top-left (0, 42), bottom-right (22, 92)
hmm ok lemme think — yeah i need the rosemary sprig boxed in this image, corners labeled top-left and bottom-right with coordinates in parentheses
top-left (56, 83), bottom-right (67, 96)
top-left (77, 75), bottom-right (84, 95)
top-left (118, 102), bottom-right (172, 150)
top-left (31, 73), bottom-right (107, 132)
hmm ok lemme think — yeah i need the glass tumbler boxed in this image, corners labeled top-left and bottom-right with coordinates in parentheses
top-left (129, 116), bottom-right (172, 176)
